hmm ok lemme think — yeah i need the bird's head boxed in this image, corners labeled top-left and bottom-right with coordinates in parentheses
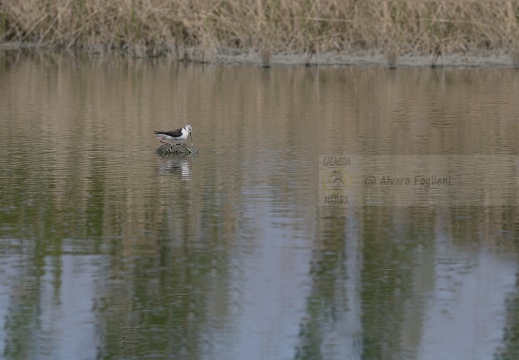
top-left (185, 125), bottom-right (193, 142)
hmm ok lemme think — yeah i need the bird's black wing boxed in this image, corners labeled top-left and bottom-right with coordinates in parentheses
top-left (154, 128), bottom-right (183, 137)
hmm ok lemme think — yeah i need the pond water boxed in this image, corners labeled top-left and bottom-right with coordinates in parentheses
top-left (1, 52), bottom-right (519, 360)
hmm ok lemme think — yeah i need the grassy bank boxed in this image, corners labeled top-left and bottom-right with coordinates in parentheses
top-left (1, 1), bottom-right (519, 63)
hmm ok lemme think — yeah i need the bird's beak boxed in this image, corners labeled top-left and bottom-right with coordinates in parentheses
top-left (190, 133), bottom-right (194, 143)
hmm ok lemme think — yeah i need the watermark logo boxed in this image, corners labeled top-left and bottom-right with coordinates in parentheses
top-left (319, 155), bottom-right (519, 207)
top-left (322, 169), bottom-right (352, 190)
top-left (362, 175), bottom-right (452, 187)
top-left (319, 156), bottom-right (353, 206)
top-left (322, 156), bottom-right (351, 167)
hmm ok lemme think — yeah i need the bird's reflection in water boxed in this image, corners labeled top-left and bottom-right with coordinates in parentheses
top-left (158, 157), bottom-right (192, 180)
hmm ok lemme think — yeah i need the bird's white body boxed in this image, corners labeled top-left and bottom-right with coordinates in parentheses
top-left (154, 125), bottom-right (193, 144)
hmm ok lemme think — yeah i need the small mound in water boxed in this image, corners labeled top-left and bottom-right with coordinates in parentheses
top-left (157, 143), bottom-right (199, 157)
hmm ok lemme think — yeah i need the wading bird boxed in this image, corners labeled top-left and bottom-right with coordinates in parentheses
top-left (154, 125), bottom-right (193, 144)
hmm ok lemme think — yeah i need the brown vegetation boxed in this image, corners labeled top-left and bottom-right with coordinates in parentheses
top-left (1, 0), bottom-right (519, 61)
top-left (157, 143), bottom-right (199, 156)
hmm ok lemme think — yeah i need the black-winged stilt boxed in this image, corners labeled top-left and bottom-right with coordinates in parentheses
top-left (154, 125), bottom-right (193, 144)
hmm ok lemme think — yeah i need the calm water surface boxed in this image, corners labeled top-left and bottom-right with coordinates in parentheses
top-left (1, 52), bottom-right (519, 360)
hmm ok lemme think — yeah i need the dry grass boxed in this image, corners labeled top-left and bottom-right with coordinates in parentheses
top-left (157, 143), bottom-right (198, 157)
top-left (1, 1), bottom-right (519, 59)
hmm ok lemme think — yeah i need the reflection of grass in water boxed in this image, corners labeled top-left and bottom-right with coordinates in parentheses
top-left (511, 48), bottom-right (519, 69)
top-left (2, 1), bottom-right (519, 58)
top-left (497, 260), bottom-right (519, 359)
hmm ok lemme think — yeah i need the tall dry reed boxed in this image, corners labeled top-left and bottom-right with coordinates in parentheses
top-left (1, 1), bottom-right (519, 57)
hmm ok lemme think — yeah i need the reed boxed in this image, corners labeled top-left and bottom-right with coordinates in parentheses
top-left (385, 46), bottom-right (398, 69)
top-left (1, 1), bottom-right (519, 59)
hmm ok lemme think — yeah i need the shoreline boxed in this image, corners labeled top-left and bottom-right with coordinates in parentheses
top-left (0, 42), bottom-right (515, 68)
top-left (214, 50), bottom-right (514, 68)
